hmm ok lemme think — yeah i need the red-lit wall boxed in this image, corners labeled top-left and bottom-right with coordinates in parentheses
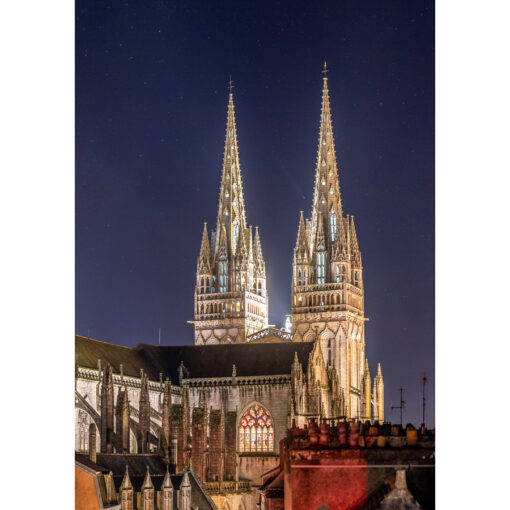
top-left (286, 452), bottom-right (368, 510)
top-left (75, 467), bottom-right (101, 510)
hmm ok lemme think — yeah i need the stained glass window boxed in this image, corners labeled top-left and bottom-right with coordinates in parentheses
top-left (238, 403), bottom-right (274, 452)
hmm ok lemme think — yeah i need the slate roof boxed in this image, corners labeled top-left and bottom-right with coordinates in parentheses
top-left (76, 335), bottom-right (314, 384)
top-left (75, 453), bottom-right (217, 509)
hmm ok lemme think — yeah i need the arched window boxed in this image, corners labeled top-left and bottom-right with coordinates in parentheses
top-left (298, 269), bottom-right (302, 286)
top-left (354, 271), bottom-right (359, 287)
top-left (238, 403), bottom-right (274, 452)
top-left (330, 212), bottom-right (337, 241)
top-left (317, 251), bottom-right (325, 284)
top-left (336, 265), bottom-right (341, 283)
top-left (219, 257), bottom-right (227, 292)
top-left (233, 219), bottom-right (239, 253)
top-left (77, 410), bottom-right (90, 452)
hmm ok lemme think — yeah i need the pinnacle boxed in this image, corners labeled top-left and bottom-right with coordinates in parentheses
top-left (142, 465), bottom-right (154, 489)
top-left (121, 465), bottom-right (132, 489)
top-left (162, 465), bottom-right (172, 489)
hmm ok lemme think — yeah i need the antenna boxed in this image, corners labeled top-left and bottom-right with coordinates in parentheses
top-left (422, 373), bottom-right (428, 427)
top-left (390, 388), bottom-right (406, 426)
top-left (158, 328), bottom-right (161, 346)
top-left (228, 75), bottom-right (234, 94)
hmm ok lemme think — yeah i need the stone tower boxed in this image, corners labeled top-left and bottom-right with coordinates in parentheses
top-left (192, 89), bottom-right (269, 344)
top-left (291, 64), bottom-right (383, 420)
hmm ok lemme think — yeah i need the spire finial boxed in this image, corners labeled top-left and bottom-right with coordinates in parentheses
top-left (228, 75), bottom-right (234, 94)
top-left (322, 61), bottom-right (329, 78)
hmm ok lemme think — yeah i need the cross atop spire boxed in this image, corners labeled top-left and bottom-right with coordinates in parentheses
top-left (228, 75), bottom-right (234, 94)
top-left (322, 61), bottom-right (329, 78)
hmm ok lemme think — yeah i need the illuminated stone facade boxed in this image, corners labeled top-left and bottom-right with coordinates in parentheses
top-left (291, 66), bottom-right (384, 421)
top-left (191, 92), bottom-right (269, 345)
top-left (75, 67), bottom-right (388, 510)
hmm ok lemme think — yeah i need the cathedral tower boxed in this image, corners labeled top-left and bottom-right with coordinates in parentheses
top-left (191, 89), bottom-right (269, 344)
top-left (291, 64), bottom-right (383, 419)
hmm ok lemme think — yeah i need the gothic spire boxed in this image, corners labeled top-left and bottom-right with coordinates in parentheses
top-left (197, 222), bottom-right (211, 273)
top-left (215, 90), bottom-right (247, 256)
top-left (315, 213), bottom-right (326, 248)
top-left (142, 466), bottom-right (154, 489)
top-left (162, 466), bottom-right (173, 489)
top-left (311, 63), bottom-right (343, 250)
top-left (216, 222), bottom-right (228, 261)
top-left (235, 227), bottom-right (249, 267)
top-left (350, 215), bottom-right (361, 267)
top-left (294, 211), bottom-right (309, 263)
top-left (253, 226), bottom-right (265, 274)
top-left (121, 465), bottom-right (133, 490)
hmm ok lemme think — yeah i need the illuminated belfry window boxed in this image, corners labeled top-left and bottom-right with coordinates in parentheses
top-left (233, 220), bottom-right (239, 253)
top-left (219, 258), bottom-right (227, 292)
top-left (331, 212), bottom-right (337, 241)
top-left (317, 250), bottom-right (325, 284)
top-left (336, 265), bottom-right (341, 283)
top-left (238, 404), bottom-right (274, 452)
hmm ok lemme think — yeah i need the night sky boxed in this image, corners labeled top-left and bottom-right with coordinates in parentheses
top-left (76, 1), bottom-right (434, 426)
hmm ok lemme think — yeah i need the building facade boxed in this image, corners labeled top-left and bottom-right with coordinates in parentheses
top-left (75, 68), bottom-right (386, 510)
top-left (291, 67), bottom-right (382, 423)
top-left (191, 92), bottom-right (269, 345)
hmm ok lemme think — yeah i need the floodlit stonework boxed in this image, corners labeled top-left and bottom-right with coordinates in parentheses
top-left (75, 68), bottom-right (386, 510)
top-left (291, 65), bottom-right (383, 421)
top-left (191, 92), bottom-right (269, 345)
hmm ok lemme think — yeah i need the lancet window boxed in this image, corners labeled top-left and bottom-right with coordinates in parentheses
top-left (317, 251), bottom-right (325, 284)
top-left (238, 403), bottom-right (274, 453)
top-left (331, 212), bottom-right (337, 241)
top-left (219, 257), bottom-right (227, 292)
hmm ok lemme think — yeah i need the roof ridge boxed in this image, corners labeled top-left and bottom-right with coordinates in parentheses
top-left (76, 335), bottom-right (135, 350)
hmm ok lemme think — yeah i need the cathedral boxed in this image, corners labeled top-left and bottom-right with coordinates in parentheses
top-left (75, 67), bottom-right (384, 510)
